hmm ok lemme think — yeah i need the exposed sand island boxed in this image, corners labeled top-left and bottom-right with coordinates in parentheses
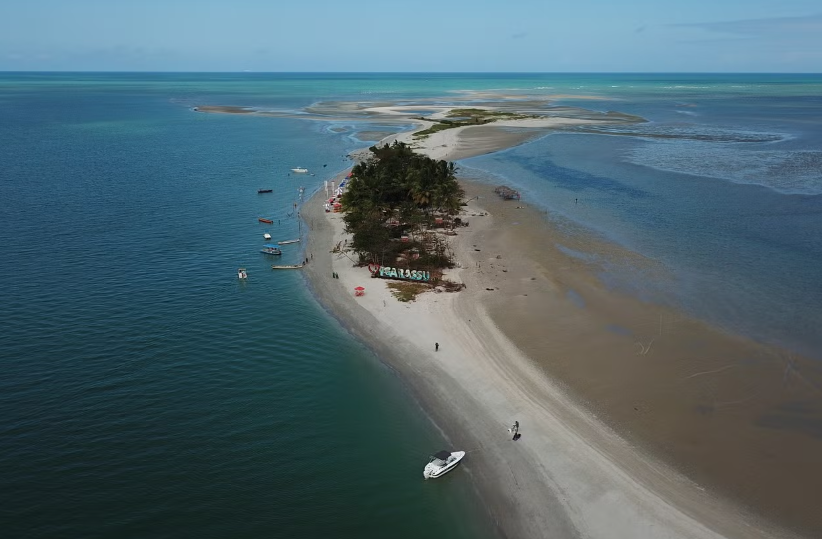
top-left (198, 97), bottom-right (820, 537)
top-left (293, 103), bottom-right (821, 539)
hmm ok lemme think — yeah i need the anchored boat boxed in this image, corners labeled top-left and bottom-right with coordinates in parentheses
top-left (258, 189), bottom-right (273, 194)
top-left (260, 244), bottom-right (282, 256)
top-left (423, 450), bottom-right (465, 479)
top-left (291, 167), bottom-right (308, 173)
top-left (277, 238), bottom-right (300, 245)
top-left (258, 218), bottom-right (274, 224)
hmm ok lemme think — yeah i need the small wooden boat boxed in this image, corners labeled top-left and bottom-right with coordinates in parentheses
top-left (277, 238), bottom-right (300, 245)
top-left (258, 189), bottom-right (273, 194)
top-left (271, 264), bottom-right (304, 269)
top-left (258, 218), bottom-right (274, 224)
top-left (260, 244), bottom-right (283, 256)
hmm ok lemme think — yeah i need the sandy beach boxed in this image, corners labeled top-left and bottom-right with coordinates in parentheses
top-left (298, 111), bottom-right (821, 538)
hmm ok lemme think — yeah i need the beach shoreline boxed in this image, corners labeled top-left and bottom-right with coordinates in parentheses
top-left (300, 181), bottom-right (773, 539)
top-left (298, 113), bottom-right (819, 538)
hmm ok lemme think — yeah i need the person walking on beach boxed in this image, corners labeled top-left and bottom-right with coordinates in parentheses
top-left (511, 421), bottom-right (519, 440)
top-left (435, 342), bottom-right (439, 352)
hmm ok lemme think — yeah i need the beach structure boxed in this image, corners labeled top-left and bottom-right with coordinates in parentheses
top-left (494, 185), bottom-right (521, 200)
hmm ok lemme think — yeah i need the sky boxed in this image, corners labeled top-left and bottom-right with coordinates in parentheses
top-left (1, 0), bottom-right (821, 72)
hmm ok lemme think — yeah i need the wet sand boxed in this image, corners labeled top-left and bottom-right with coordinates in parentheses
top-left (465, 182), bottom-right (822, 537)
top-left (301, 176), bottom-right (806, 539)
top-left (230, 97), bottom-right (819, 537)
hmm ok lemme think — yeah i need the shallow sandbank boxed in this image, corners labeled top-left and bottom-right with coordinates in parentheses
top-left (300, 163), bottom-right (804, 539)
top-left (462, 182), bottom-right (822, 538)
top-left (300, 100), bottom-right (817, 538)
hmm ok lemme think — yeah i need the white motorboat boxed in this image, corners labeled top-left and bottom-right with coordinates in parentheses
top-left (423, 450), bottom-right (465, 479)
top-left (263, 232), bottom-right (271, 240)
top-left (291, 167), bottom-right (308, 173)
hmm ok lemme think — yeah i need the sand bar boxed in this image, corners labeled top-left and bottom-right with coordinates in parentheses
top-left (297, 111), bottom-right (822, 538)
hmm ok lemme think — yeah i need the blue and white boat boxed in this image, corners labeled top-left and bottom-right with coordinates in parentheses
top-left (260, 244), bottom-right (283, 256)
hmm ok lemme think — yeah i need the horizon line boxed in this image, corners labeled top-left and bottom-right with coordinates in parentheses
top-left (1, 70), bottom-right (821, 75)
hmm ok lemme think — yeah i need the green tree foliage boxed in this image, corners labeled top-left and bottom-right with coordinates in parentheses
top-left (341, 141), bottom-right (464, 266)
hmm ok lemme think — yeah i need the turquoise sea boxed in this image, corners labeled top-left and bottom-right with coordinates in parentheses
top-left (2, 73), bottom-right (821, 537)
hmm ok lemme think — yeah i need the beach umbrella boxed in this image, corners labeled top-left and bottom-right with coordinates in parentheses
top-left (354, 286), bottom-right (365, 290)
top-left (354, 286), bottom-right (365, 296)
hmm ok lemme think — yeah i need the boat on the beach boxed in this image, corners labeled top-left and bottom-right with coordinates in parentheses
top-left (423, 450), bottom-right (465, 479)
top-left (258, 218), bottom-right (274, 224)
top-left (277, 238), bottom-right (300, 245)
top-left (291, 167), bottom-right (308, 173)
top-left (271, 264), bottom-right (304, 269)
top-left (258, 189), bottom-right (273, 194)
top-left (260, 244), bottom-right (282, 255)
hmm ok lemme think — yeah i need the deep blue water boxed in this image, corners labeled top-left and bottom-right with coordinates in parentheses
top-left (0, 74), bottom-right (494, 539)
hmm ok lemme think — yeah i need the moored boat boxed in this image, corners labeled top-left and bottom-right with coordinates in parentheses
top-left (260, 244), bottom-right (283, 255)
top-left (277, 238), bottom-right (300, 245)
top-left (263, 232), bottom-right (271, 241)
top-left (258, 218), bottom-right (274, 224)
top-left (291, 167), bottom-right (308, 173)
top-left (423, 450), bottom-right (465, 479)
top-left (258, 189), bottom-right (273, 194)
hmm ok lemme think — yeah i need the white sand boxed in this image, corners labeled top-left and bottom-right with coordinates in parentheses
top-left (360, 104), bottom-right (603, 161)
top-left (300, 123), bottom-right (794, 539)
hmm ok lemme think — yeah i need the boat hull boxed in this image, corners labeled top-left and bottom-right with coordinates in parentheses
top-left (423, 451), bottom-right (465, 479)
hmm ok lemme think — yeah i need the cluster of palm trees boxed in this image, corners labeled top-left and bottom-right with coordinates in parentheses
top-left (341, 141), bottom-right (464, 267)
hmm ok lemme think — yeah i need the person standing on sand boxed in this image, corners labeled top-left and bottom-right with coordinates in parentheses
top-left (435, 342), bottom-right (439, 351)
top-left (511, 421), bottom-right (519, 440)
